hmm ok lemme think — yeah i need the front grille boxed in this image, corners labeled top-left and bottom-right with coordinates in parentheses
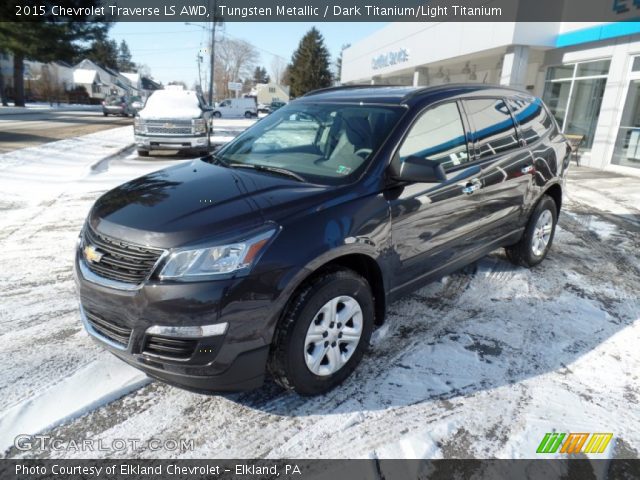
top-left (146, 126), bottom-right (193, 135)
top-left (83, 227), bottom-right (164, 285)
top-left (143, 335), bottom-right (197, 360)
top-left (144, 120), bottom-right (193, 136)
top-left (85, 310), bottom-right (132, 347)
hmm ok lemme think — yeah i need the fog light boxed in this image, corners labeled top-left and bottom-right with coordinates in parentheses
top-left (145, 323), bottom-right (228, 338)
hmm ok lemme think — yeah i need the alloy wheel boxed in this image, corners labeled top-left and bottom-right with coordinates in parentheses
top-left (532, 209), bottom-right (553, 256)
top-left (304, 296), bottom-right (363, 376)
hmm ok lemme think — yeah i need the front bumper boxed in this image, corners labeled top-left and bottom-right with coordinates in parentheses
top-left (135, 134), bottom-right (209, 151)
top-left (74, 253), bottom-right (275, 393)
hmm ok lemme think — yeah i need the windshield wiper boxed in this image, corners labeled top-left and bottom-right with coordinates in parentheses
top-left (229, 163), bottom-right (306, 182)
top-left (202, 153), bottom-right (228, 167)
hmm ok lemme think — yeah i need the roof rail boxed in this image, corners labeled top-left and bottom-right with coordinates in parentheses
top-left (401, 83), bottom-right (528, 102)
top-left (301, 84), bottom-right (407, 97)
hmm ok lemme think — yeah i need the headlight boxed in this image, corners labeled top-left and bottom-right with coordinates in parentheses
top-left (192, 118), bottom-right (207, 134)
top-left (158, 229), bottom-right (276, 281)
top-left (134, 117), bottom-right (146, 134)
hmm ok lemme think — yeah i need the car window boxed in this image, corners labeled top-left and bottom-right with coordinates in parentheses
top-left (463, 98), bottom-right (519, 159)
top-left (220, 100), bottom-right (230, 107)
top-left (507, 97), bottom-right (553, 144)
top-left (398, 102), bottom-right (469, 170)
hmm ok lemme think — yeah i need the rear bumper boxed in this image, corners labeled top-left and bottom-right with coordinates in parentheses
top-left (135, 134), bottom-right (209, 151)
top-left (103, 107), bottom-right (126, 115)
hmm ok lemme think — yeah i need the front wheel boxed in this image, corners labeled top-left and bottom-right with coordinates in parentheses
top-left (213, 111), bottom-right (221, 118)
top-left (505, 194), bottom-right (558, 267)
top-left (268, 269), bottom-right (374, 395)
top-left (137, 149), bottom-right (149, 157)
top-left (244, 111), bottom-right (253, 119)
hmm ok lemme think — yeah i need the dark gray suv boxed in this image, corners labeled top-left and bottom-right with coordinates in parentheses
top-left (75, 84), bottom-right (571, 395)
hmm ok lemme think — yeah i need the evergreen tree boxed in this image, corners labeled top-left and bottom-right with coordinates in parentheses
top-left (86, 38), bottom-right (119, 70)
top-left (0, 11), bottom-right (107, 106)
top-left (288, 27), bottom-right (332, 97)
top-left (117, 40), bottom-right (136, 72)
top-left (252, 66), bottom-right (269, 85)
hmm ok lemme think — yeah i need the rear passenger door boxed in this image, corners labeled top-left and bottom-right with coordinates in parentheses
top-left (461, 97), bottom-right (535, 240)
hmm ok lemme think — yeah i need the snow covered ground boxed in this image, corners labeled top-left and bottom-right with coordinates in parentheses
top-left (0, 125), bottom-right (638, 460)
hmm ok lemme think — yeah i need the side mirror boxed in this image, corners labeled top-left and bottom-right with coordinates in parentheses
top-left (394, 156), bottom-right (447, 183)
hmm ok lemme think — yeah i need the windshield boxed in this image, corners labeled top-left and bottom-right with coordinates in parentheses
top-left (106, 96), bottom-right (125, 105)
top-left (215, 102), bottom-right (404, 185)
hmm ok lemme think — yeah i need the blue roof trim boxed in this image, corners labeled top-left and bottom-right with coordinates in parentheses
top-left (556, 21), bottom-right (640, 48)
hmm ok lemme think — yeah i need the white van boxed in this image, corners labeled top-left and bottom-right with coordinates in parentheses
top-left (213, 98), bottom-right (257, 118)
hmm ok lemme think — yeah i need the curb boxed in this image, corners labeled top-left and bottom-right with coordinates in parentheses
top-left (89, 142), bottom-right (135, 175)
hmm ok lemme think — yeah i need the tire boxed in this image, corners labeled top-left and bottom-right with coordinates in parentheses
top-left (137, 149), bottom-right (150, 157)
top-left (103, 112), bottom-right (108, 117)
top-left (213, 111), bottom-right (221, 118)
top-left (505, 194), bottom-right (558, 268)
top-left (268, 269), bottom-right (375, 395)
top-left (244, 111), bottom-right (253, 119)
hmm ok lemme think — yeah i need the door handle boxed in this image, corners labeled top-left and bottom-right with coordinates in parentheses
top-left (521, 165), bottom-right (534, 174)
top-left (462, 179), bottom-right (482, 195)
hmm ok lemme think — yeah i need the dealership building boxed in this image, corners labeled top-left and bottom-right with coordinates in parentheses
top-left (341, 21), bottom-right (640, 174)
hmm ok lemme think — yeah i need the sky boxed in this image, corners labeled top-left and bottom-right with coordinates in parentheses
top-left (109, 22), bottom-right (387, 86)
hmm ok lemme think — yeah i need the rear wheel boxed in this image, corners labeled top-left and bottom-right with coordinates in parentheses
top-left (244, 111), bottom-right (253, 118)
top-left (103, 112), bottom-right (108, 117)
top-left (505, 194), bottom-right (558, 267)
top-left (268, 269), bottom-right (374, 395)
top-left (213, 111), bottom-right (221, 118)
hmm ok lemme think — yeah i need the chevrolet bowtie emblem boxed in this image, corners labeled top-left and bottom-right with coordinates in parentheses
top-left (83, 245), bottom-right (104, 263)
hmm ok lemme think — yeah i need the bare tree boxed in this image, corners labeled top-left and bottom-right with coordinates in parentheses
top-left (270, 56), bottom-right (287, 85)
top-left (214, 37), bottom-right (259, 99)
top-left (31, 63), bottom-right (64, 105)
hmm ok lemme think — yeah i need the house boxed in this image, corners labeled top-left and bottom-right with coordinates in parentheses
top-left (0, 54), bottom-right (74, 102)
top-left (73, 59), bottom-right (134, 101)
top-left (251, 83), bottom-right (290, 105)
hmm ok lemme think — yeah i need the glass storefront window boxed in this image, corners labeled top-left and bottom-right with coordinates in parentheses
top-left (542, 81), bottom-right (571, 128)
top-left (542, 58), bottom-right (610, 149)
top-left (546, 64), bottom-right (575, 80)
top-left (612, 79), bottom-right (640, 169)
top-left (576, 60), bottom-right (611, 77)
top-left (563, 78), bottom-right (607, 147)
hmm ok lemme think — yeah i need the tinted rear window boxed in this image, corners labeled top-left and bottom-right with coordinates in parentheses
top-left (463, 98), bottom-right (519, 159)
top-left (507, 97), bottom-right (553, 144)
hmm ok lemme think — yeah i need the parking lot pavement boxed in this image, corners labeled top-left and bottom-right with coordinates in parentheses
top-left (0, 109), bottom-right (132, 154)
top-left (0, 129), bottom-right (638, 459)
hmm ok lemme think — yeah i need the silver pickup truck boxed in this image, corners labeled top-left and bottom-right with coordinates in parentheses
top-left (134, 89), bottom-right (212, 157)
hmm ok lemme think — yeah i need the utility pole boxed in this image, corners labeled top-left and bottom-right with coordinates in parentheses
top-left (196, 53), bottom-right (203, 94)
top-left (208, 0), bottom-right (217, 106)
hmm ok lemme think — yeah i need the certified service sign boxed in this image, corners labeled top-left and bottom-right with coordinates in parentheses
top-left (372, 48), bottom-right (410, 70)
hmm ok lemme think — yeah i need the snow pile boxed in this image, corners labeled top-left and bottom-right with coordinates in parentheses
top-left (0, 126), bottom-right (133, 201)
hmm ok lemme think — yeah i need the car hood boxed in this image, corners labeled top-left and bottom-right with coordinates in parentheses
top-left (89, 159), bottom-right (333, 248)
top-left (138, 105), bottom-right (202, 120)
